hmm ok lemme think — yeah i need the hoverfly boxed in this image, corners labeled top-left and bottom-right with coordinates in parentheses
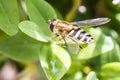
top-left (48, 18), bottom-right (110, 53)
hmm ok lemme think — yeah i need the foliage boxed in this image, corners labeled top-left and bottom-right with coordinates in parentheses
top-left (0, 0), bottom-right (120, 80)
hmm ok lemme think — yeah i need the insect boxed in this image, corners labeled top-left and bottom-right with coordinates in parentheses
top-left (48, 18), bottom-right (110, 53)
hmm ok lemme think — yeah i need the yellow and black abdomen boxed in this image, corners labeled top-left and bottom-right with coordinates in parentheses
top-left (68, 27), bottom-right (94, 43)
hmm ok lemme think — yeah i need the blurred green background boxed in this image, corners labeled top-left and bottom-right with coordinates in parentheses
top-left (0, 0), bottom-right (120, 80)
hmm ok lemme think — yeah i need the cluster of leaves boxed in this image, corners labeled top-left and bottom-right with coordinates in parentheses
top-left (0, 0), bottom-right (120, 80)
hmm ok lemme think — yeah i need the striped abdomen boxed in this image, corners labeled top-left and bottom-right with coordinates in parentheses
top-left (68, 28), bottom-right (94, 43)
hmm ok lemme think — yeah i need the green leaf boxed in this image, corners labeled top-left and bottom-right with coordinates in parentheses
top-left (0, 53), bottom-right (6, 62)
top-left (30, 0), bottom-right (57, 21)
top-left (51, 44), bottom-right (71, 70)
top-left (39, 44), bottom-right (71, 80)
top-left (101, 27), bottom-right (118, 40)
top-left (0, 30), bottom-right (8, 40)
top-left (0, 32), bottom-right (41, 63)
top-left (101, 62), bottom-right (120, 80)
top-left (25, 0), bottom-right (57, 37)
top-left (19, 21), bottom-right (49, 42)
top-left (86, 71), bottom-right (98, 80)
top-left (102, 62), bottom-right (120, 71)
top-left (77, 28), bottom-right (117, 60)
top-left (0, 0), bottom-right (19, 36)
top-left (101, 43), bottom-right (120, 64)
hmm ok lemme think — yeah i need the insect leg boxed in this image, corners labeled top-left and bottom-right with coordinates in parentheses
top-left (62, 36), bottom-right (68, 49)
top-left (71, 38), bottom-right (80, 53)
top-left (79, 45), bottom-right (82, 49)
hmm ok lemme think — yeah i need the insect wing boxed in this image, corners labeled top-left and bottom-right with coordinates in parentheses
top-left (54, 36), bottom-right (79, 54)
top-left (63, 37), bottom-right (80, 54)
top-left (71, 18), bottom-right (111, 27)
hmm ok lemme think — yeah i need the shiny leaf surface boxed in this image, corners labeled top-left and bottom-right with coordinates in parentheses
top-left (19, 21), bottom-right (49, 42)
top-left (25, 0), bottom-right (57, 37)
top-left (39, 44), bottom-right (71, 80)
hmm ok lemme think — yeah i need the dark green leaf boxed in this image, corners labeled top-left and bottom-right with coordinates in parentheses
top-left (0, 32), bottom-right (41, 63)
top-left (0, 53), bottom-right (6, 62)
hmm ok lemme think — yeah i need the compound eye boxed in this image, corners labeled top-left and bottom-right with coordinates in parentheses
top-left (49, 19), bottom-right (58, 32)
top-left (50, 22), bottom-right (54, 32)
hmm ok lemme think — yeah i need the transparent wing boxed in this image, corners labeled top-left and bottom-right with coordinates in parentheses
top-left (71, 18), bottom-right (111, 27)
top-left (54, 36), bottom-right (92, 54)
top-left (55, 36), bottom-right (80, 54)
top-left (63, 37), bottom-right (80, 54)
